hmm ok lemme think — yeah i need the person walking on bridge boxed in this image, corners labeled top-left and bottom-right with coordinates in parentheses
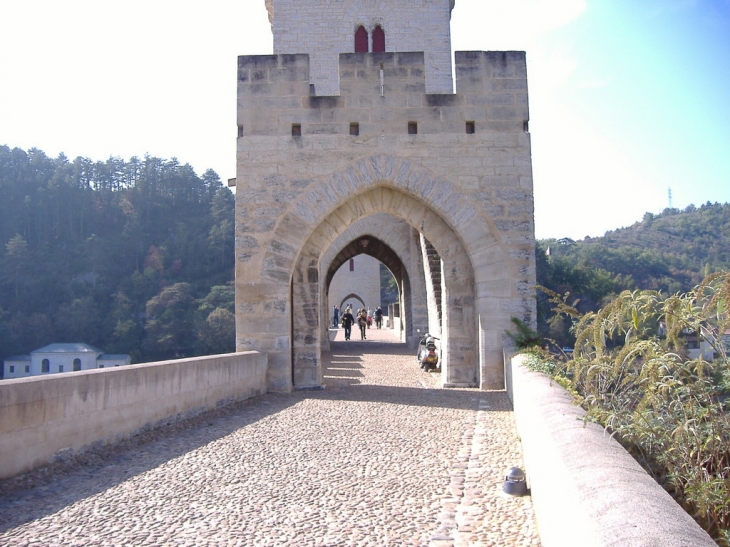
top-left (357, 308), bottom-right (368, 340)
top-left (341, 307), bottom-right (354, 340)
top-left (374, 306), bottom-right (383, 329)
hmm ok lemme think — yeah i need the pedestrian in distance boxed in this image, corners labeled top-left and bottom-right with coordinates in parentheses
top-left (357, 308), bottom-right (368, 339)
top-left (374, 306), bottom-right (383, 329)
top-left (333, 305), bottom-right (339, 328)
top-left (341, 307), bottom-right (355, 340)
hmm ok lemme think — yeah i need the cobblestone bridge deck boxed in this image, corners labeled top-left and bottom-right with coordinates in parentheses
top-left (0, 328), bottom-right (540, 547)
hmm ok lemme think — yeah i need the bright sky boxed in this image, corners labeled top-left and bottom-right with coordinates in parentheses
top-left (1, 0), bottom-right (728, 240)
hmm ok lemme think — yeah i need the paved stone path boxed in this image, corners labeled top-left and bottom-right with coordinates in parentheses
top-left (0, 328), bottom-right (540, 547)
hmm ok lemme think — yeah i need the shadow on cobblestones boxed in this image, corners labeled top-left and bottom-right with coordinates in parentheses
top-left (0, 393), bottom-right (300, 532)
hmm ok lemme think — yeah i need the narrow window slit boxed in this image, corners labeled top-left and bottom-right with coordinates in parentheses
top-left (355, 26), bottom-right (368, 53)
top-left (372, 25), bottom-right (385, 53)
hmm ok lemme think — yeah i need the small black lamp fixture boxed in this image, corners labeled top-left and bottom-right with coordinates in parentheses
top-left (503, 467), bottom-right (528, 496)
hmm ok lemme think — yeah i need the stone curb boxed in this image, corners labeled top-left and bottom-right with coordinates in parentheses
top-left (510, 354), bottom-right (716, 547)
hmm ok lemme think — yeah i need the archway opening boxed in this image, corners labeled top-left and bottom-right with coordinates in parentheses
top-left (290, 188), bottom-right (478, 391)
top-left (324, 234), bottom-right (413, 348)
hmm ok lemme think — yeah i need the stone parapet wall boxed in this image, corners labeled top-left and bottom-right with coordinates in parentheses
top-left (237, 51), bottom-right (529, 136)
top-left (510, 354), bottom-right (716, 547)
top-left (0, 353), bottom-right (267, 480)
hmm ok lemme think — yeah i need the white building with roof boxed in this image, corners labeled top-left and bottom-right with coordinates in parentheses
top-left (2, 343), bottom-right (131, 379)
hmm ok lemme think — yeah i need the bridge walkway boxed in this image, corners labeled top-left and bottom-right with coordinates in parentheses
top-left (0, 327), bottom-right (540, 547)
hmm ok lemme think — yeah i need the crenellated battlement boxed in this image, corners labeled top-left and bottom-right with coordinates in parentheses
top-left (237, 50), bottom-right (528, 137)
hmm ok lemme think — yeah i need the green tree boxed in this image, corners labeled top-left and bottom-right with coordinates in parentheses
top-left (55, 297), bottom-right (103, 345)
top-left (197, 307), bottom-right (236, 354)
top-left (3, 234), bottom-right (30, 300)
top-left (143, 283), bottom-right (196, 359)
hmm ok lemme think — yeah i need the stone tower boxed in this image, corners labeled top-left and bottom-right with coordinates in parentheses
top-left (236, 0), bottom-right (536, 392)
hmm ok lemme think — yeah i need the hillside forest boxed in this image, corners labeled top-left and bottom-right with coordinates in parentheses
top-left (537, 202), bottom-right (730, 347)
top-left (2, 145), bottom-right (729, 365)
top-left (0, 146), bottom-right (236, 364)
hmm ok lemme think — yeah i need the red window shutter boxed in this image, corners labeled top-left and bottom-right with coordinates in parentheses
top-left (355, 26), bottom-right (368, 53)
top-left (372, 25), bottom-right (385, 53)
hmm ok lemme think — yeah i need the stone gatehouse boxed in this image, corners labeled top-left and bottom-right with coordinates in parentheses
top-left (235, 0), bottom-right (536, 392)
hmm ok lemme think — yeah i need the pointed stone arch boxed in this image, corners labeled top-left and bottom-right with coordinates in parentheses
top-left (320, 213), bottom-right (427, 349)
top-left (260, 155), bottom-right (504, 283)
top-left (338, 293), bottom-right (365, 312)
top-left (237, 154), bottom-right (530, 393)
top-left (290, 184), bottom-right (476, 389)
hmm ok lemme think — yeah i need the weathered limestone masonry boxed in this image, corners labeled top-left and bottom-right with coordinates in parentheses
top-left (236, 0), bottom-right (536, 393)
top-left (266, 0), bottom-right (455, 95)
top-left (328, 254), bottom-right (381, 316)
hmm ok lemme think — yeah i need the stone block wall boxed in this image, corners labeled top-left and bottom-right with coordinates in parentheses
top-left (235, 48), bottom-right (535, 390)
top-left (510, 355), bottom-right (717, 547)
top-left (329, 254), bottom-right (382, 313)
top-left (0, 353), bottom-right (267, 480)
top-left (268, 0), bottom-right (454, 94)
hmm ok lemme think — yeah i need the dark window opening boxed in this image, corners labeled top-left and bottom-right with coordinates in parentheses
top-left (24, 365), bottom-right (29, 373)
top-left (350, 123), bottom-right (360, 136)
top-left (349, 258), bottom-right (355, 272)
top-left (73, 358), bottom-right (81, 372)
top-left (355, 25), bottom-right (368, 53)
top-left (523, 121), bottom-right (529, 132)
top-left (237, 125), bottom-right (244, 138)
top-left (466, 121), bottom-right (475, 134)
top-left (9, 365), bottom-right (14, 373)
top-left (58, 365), bottom-right (64, 373)
top-left (292, 123), bottom-right (301, 137)
top-left (372, 25), bottom-right (385, 53)
top-left (408, 122), bottom-right (418, 135)
top-left (41, 359), bottom-right (49, 373)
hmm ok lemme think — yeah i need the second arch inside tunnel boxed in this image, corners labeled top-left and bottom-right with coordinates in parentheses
top-left (290, 191), bottom-right (480, 391)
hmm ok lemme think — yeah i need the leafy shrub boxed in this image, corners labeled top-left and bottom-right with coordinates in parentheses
top-left (532, 273), bottom-right (730, 545)
top-left (506, 317), bottom-right (541, 349)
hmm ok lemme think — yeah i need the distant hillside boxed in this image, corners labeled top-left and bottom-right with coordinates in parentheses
top-left (541, 202), bottom-right (730, 295)
top-left (535, 202), bottom-right (730, 346)
top-left (0, 145), bottom-right (235, 364)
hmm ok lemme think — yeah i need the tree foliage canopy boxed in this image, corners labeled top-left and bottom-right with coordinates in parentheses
top-left (0, 146), bottom-right (235, 364)
top-left (537, 203), bottom-right (730, 347)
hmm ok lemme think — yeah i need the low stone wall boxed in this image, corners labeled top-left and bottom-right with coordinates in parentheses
top-left (510, 354), bottom-right (716, 547)
top-left (0, 352), bottom-right (267, 480)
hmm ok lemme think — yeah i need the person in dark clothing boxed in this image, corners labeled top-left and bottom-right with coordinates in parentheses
top-left (341, 308), bottom-right (355, 340)
top-left (333, 305), bottom-right (339, 328)
top-left (374, 306), bottom-right (383, 329)
top-left (357, 308), bottom-right (368, 340)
